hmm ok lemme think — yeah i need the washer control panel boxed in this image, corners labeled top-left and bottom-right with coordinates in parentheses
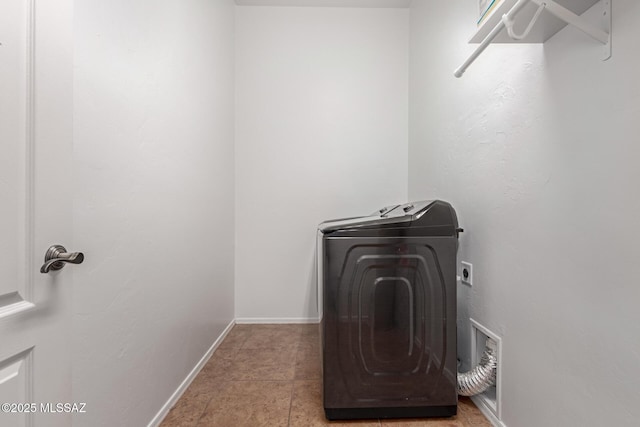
top-left (376, 201), bottom-right (433, 218)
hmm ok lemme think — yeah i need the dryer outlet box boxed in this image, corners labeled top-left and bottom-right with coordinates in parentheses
top-left (469, 319), bottom-right (502, 424)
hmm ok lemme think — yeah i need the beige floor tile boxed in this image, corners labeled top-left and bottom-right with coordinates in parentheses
top-left (214, 325), bottom-right (252, 358)
top-left (456, 397), bottom-right (476, 412)
top-left (289, 380), bottom-right (381, 427)
top-left (161, 398), bottom-right (208, 427)
top-left (461, 413), bottom-right (492, 427)
top-left (211, 346), bottom-right (238, 359)
top-left (241, 324), bottom-right (302, 350)
top-left (300, 323), bottom-right (321, 337)
top-left (196, 380), bottom-right (292, 427)
top-left (229, 346), bottom-right (297, 381)
top-left (456, 397), bottom-right (491, 426)
top-left (294, 341), bottom-right (322, 380)
top-left (160, 376), bottom-right (223, 427)
top-left (163, 325), bottom-right (492, 427)
top-left (187, 373), bottom-right (225, 397)
top-left (230, 324), bottom-right (253, 332)
top-left (299, 327), bottom-right (321, 348)
top-left (199, 355), bottom-right (235, 382)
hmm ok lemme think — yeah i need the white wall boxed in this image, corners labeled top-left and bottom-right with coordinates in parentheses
top-left (72, 1), bottom-right (235, 425)
top-left (235, 6), bottom-right (409, 321)
top-left (409, 1), bottom-right (640, 426)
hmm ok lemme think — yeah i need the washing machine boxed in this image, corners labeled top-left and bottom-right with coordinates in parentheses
top-left (317, 200), bottom-right (461, 420)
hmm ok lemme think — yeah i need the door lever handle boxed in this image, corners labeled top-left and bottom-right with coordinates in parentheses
top-left (40, 245), bottom-right (85, 274)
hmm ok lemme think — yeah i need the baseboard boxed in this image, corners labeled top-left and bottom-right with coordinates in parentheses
top-left (471, 395), bottom-right (507, 427)
top-left (147, 319), bottom-right (236, 427)
top-left (235, 317), bottom-right (320, 324)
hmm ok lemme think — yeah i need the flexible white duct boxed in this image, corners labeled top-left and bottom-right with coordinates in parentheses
top-left (457, 339), bottom-right (498, 396)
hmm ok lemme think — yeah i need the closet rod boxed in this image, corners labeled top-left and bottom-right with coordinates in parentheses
top-left (454, 0), bottom-right (530, 78)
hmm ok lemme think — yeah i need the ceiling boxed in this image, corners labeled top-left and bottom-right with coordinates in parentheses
top-left (235, 0), bottom-right (412, 8)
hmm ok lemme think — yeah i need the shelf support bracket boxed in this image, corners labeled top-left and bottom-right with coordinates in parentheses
top-left (454, 0), bottom-right (612, 78)
top-left (532, 0), bottom-right (611, 60)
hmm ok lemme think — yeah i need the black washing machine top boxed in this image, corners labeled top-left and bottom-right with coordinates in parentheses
top-left (319, 200), bottom-right (460, 238)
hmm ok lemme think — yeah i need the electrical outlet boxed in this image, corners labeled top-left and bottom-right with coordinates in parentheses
top-left (461, 261), bottom-right (473, 286)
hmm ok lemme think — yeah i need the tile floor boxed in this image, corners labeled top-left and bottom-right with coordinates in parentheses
top-left (160, 324), bottom-right (492, 427)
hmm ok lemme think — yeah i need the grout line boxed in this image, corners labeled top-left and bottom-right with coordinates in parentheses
top-left (193, 394), bottom-right (215, 427)
top-left (286, 380), bottom-right (295, 427)
top-left (233, 325), bottom-right (252, 351)
top-left (287, 331), bottom-right (304, 426)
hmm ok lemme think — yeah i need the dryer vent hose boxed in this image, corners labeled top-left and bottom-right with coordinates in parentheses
top-left (457, 339), bottom-right (498, 396)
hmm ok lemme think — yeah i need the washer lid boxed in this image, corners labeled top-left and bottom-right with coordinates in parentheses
top-left (318, 200), bottom-right (436, 233)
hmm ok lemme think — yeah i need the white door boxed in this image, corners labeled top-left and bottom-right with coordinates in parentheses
top-left (0, 0), bottom-right (75, 426)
